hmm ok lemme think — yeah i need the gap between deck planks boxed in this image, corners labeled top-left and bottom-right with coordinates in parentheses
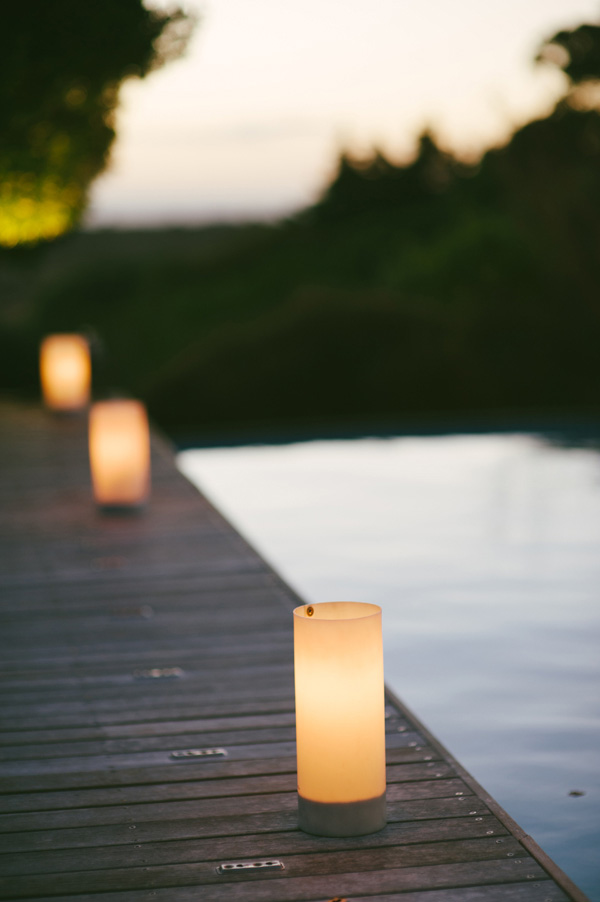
top-left (0, 401), bottom-right (590, 902)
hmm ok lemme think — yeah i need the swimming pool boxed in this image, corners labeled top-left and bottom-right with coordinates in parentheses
top-left (178, 430), bottom-right (600, 899)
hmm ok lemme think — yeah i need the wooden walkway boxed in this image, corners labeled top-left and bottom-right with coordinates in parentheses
top-left (0, 400), bottom-right (590, 902)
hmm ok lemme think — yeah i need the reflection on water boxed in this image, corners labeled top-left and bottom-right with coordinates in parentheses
top-left (178, 432), bottom-right (600, 898)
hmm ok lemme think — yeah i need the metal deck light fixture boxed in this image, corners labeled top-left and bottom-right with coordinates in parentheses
top-left (40, 334), bottom-right (91, 412)
top-left (293, 601), bottom-right (386, 836)
top-left (88, 400), bottom-right (150, 510)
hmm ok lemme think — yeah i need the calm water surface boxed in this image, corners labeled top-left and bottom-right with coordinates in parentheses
top-left (178, 431), bottom-right (600, 899)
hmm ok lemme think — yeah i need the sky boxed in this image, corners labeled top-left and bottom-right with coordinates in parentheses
top-left (85, 0), bottom-right (599, 228)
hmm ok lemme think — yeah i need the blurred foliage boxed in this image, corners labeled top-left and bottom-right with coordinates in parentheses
top-left (537, 21), bottom-right (600, 86)
top-left (0, 0), bottom-right (193, 248)
top-left (1, 15), bottom-right (599, 436)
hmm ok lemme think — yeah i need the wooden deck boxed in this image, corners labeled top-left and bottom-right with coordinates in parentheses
top-left (0, 400), bottom-right (590, 902)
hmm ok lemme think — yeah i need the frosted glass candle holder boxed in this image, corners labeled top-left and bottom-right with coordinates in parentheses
top-left (40, 334), bottom-right (91, 412)
top-left (89, 400), bottom-right (150, 510)
top-left (293, 601), bottom-right (386, 836)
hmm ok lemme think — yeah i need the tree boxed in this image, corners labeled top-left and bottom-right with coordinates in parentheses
top-left (537, 21), bottom-right (600, 98)
top-left (0, 0), bottom-right (194, 248)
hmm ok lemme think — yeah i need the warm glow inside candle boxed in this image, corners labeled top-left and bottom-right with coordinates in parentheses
top-left (89, 400), bottom-right (150, 508)
top-left (40, 334), bottom-right (91, 411)
top-left (294, 601), bottom-right (386, 836)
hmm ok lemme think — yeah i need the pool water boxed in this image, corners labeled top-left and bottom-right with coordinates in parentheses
top-left (178, 431), bottom-right (600, 899)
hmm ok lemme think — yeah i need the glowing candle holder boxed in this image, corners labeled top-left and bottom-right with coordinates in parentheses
top-left (293, 601), bottom-right (386, 836)
top-left (88, 400), bottom-right (150, 510)
top-left (39, 334), bottom-right (91, 412)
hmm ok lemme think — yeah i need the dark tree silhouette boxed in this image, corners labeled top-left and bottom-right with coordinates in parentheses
top-left (310, 132), bottom-right (458, 225)
top-left (0, 0), bottom-right (194, 248)
top-left (537, 22), bottom-right (600, 87)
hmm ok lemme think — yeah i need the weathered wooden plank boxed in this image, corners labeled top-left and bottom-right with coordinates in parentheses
top-left (0, 570), bottom-right (280, 607)
top-left (301, 889), bottom-right (568, 902)
top-left (0, 835), bottom-right (526, 897)
top-left (0, 714), bottom-right (411, 756)
top-left (0, 816), bottom-right (508, 878)
top-left (0, 716), bottom-right (415, 760)
top-left (0, 731), bottom-right (429, 781)
top-left (0, 858), bottom-right (554, 902)
top-left (0, 747), bottom-right (464, 795)
top-left (0, 757), bottom-right (447, 813)
top-left (0, 582), bottom-right (289, 610)
top-left (0, 610), bottom-right (290, 647)
top-left (0, 775), bottom-right (464, 826)
top-left (0, 683), bottom-right (300, 720)
top-left (0, 710), bottom-right (407, 749)
top-left (0, 726), bottom-right (298, 760)
top-left (0, 665), bottom-right (297, 705)
top-left (0, 593), bottom-right (290, 627)
top-left (0, 539), bottom-right (263, 576)
top-left (0, 711), bottom-right (300, 745)
top-left (0, 698), bottom-right (299, 732)
top-left (0, 555), bottom-right (267, 589)
top-left (0, 656), bottom-right (296, 691)
top-left (0, 795), bottom-right (486, 854)
top-left (0, 634), bottom-right (295, 673)
top-left (0, 767), bottom-right (462, 832)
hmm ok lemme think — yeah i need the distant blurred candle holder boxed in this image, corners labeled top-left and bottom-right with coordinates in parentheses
top-left (293, 601), bottom-right (386, 836)
top-left (39, 334), bottom-right (91, 412)
top-left (88, 400), bottom-right (150, 511)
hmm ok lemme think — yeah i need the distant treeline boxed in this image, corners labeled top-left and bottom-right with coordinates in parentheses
top-left (1, 26), bottom-right (600, 437)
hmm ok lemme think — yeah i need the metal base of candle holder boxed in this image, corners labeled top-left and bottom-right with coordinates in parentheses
top-left (97, 502), bottom-right (147, 516)
top-left (298, 792), bottom-right (386, 837)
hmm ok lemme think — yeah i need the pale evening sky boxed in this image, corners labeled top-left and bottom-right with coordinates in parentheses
top-left (85, 0), bottom-right (599, 227)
